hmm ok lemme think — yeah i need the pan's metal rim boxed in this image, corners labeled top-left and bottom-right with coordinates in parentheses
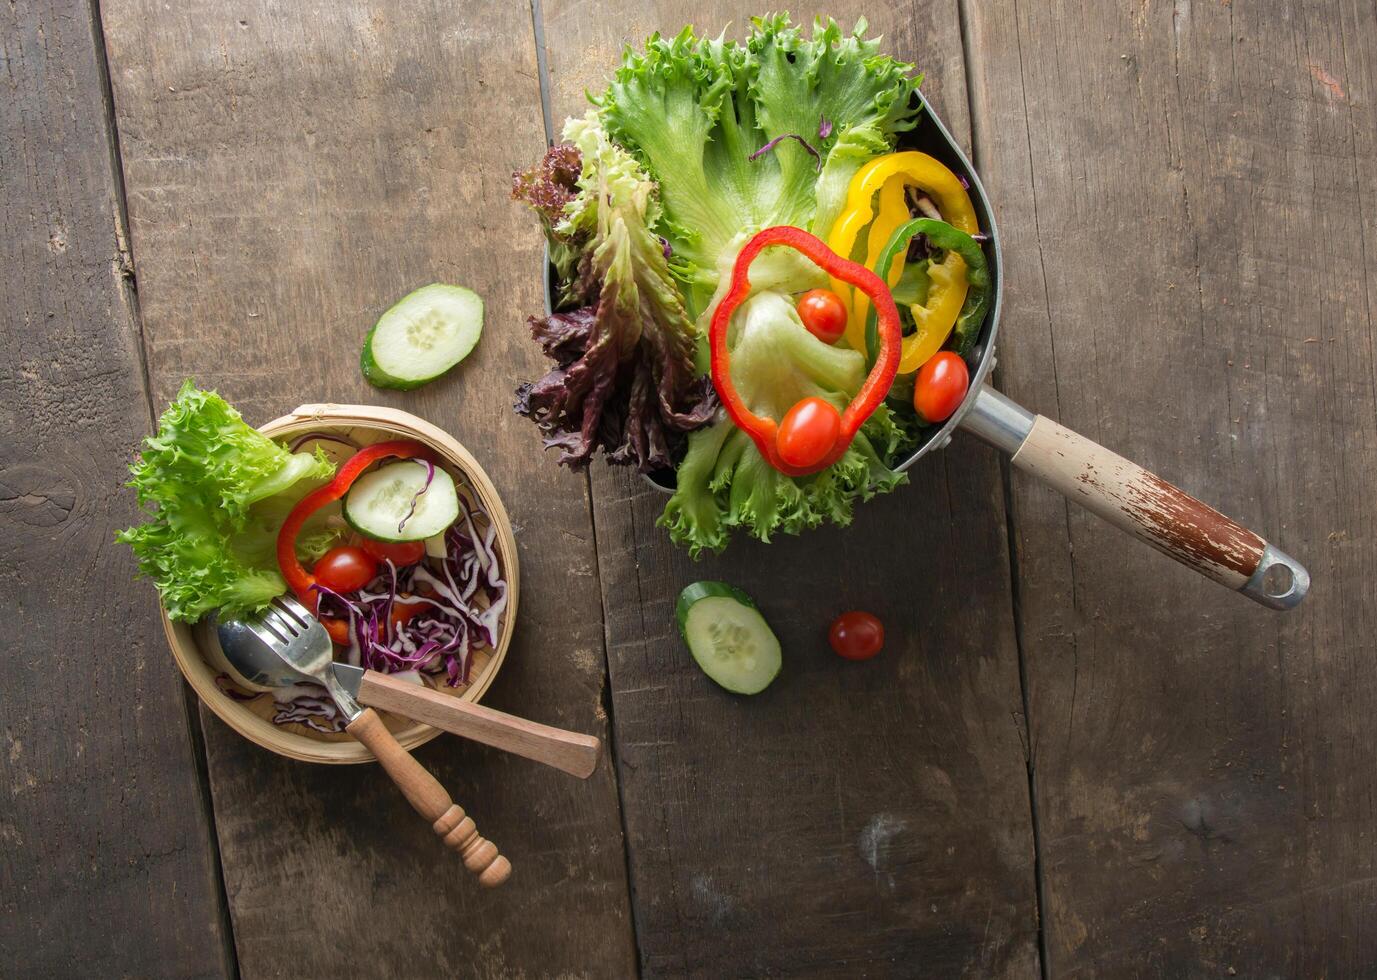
top-left (538, 93), bottom-right (1004, 488)
top-left (892, 92), bottom-right (1004, 472)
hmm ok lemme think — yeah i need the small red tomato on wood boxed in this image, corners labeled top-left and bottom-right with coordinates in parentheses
top-left (829, 610), bottom-right (885, 660)
top-left (313, 545), bottom-right (378, 593)
top-left (913, 351), bottom-right (970, 424)
top-left (776, 397), bottom-right (842, 470)
top-left (796, 289), bottom-right (848, 345)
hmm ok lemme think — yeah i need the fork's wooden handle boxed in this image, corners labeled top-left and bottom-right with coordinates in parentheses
top-left (347, 708), bottom-right (510, 887)
top-left (358, 670), bottom-right (602, 778)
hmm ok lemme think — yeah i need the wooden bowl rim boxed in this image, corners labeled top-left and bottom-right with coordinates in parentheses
top-left (159, 403), bottom-right (520, 765)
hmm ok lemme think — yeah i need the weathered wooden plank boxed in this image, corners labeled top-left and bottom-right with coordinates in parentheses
top-left (99, 1), bottom-right (637, 974)
top-left (965, 0), bottom-right (1377, 973)
top-left (0, 1), bottom-right (231, 976)
top-left (538, 4), bottom-right (1040, 975)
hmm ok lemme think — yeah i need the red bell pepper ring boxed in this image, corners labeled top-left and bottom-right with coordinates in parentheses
top-left (276, 439), bottom-right (436, 611)
top-left (709, 226), bottom-right (902, 477)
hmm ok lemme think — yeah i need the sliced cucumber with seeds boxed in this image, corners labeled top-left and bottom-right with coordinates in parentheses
top-left (344, 460), bottom-right (459, 543)
top-left (676, 581), bottom-right (781, 695)
top-left (361, 283), bottom-right (483, 390)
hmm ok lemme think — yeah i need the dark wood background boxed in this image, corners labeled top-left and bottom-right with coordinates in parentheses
top-left (2, 0), bottom-right (1372, 976)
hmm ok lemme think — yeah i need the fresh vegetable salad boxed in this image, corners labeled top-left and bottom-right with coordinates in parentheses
top-left (512, 16), bottom-right (990, 555)
top-left (122, 384), bottom-right (506, 733)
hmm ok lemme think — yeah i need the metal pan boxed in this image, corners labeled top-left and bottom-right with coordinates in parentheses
top-left (543, 96), bottom-right (1309, 610)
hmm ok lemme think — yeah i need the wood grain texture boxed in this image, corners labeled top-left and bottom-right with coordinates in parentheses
top-left (538, 4), bottom-right (1040, 976)
top-left (359, 670), bottom-right (602, 778)
top-left (99, 0), bottom-right (637, 974)
top-left (965, 0), bottom-right (1377, 973)
top-left (0, 1), bottom-right (232, 976)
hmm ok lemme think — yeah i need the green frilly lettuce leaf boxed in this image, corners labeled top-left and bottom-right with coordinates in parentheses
top-left (597, 15), bottom-right (922, 315)
top-left (118, 381), bottom-right (339, 622)
top-left (659, 292), bottom-right (912, 556)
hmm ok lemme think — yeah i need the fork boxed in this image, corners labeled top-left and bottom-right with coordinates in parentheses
top-left (248, 596), bottom-right (511, 887)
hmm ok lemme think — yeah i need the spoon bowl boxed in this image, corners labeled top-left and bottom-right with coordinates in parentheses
top-left (195, 609), bottom-right (313, 693)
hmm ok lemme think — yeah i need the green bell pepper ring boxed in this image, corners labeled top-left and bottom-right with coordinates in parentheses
top-left (865, 218), bottom-right (991, 366)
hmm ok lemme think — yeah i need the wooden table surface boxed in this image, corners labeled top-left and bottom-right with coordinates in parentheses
top-left (4, 0), bottom-right (1374, 976)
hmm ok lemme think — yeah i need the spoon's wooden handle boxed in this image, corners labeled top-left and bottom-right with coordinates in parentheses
top-left (358, 670), bottom-right (602, 779)
top-left (346, 708), bottom-right (510, 887)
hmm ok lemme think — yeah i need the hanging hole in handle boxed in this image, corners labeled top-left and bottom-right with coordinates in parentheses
top-left (1261, 563), bottom-right (1294, 599)
top-left (1242, 543), bottom-right (1310, 611)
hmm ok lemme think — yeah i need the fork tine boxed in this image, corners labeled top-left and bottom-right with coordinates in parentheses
top-left (246, 614), bottom-right (290, 647)
top-left (263, 605), bottom-right (303, 638)
top-left (277, 594), bottom-right (313, 618)
top-left (272, 595), bottom-right (311, 630)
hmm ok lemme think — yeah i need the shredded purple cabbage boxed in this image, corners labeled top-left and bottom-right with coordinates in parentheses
top-left (818, 116), bottom-right (833, 140)
top-left (213, 674), bottom-right (347, 733)
top-left (314, 494), bottom-right (507, 689)
top-left (274, 690), bottom-right (344, 733)
top-left (220, 491), bottom-right (508, 734)
top-left (748, 133), bottom-right (822, 172)
top-left (397, 459), bottom-right (436, 534)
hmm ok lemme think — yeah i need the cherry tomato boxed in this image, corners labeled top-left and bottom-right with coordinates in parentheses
top-left (776, 397), bottom-right (842, 470)
top-left (829, 611), bottom-right (885, 661)
top-left (320, 616), bottom-right (351, 646)
top-left (913, 351), bottom-right (970, 424)
top-left (796, 289), bottom-right (848, 344)
top-left (389, 595), bottom-right (427, 632)
top-left (358, 536), bottom-right (427, 567)
top-left (312, 545), bottom-right (378, 593)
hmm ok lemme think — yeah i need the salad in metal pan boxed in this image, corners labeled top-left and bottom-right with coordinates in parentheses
top-left (511, 15), bottom-right (989, 557)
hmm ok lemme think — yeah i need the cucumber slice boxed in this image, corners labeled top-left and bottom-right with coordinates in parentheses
top-left (676, 581), bottom-right (781, 695)
top-left (361, 283), bottom-right (483, 390)
top-left (343, 460), bottom-right (460, 542)
top-left (423, 531), bottom-right (448, 560)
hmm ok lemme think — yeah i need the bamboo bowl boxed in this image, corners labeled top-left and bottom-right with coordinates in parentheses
top-left (160, 403), bottom-right (520, 764)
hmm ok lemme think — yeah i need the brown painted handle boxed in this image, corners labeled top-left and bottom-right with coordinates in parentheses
top-left (1011, 416), bottom-right (1309, 609)
top-left (358, 671), bottom-right (602, 779)
top-left (346, 708), bottom-right (511, 887)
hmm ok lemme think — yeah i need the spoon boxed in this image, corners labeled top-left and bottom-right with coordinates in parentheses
top-left (208, 596), bottom-right (509, 885)
top-left (197, 607), bottom-right (602, 779)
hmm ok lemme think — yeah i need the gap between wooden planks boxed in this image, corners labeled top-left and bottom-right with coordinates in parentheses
top-left (0, 0), bottom-right (232, 975)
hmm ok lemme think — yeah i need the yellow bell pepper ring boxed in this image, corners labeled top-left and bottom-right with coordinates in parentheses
top-left (824, 151), bottom-right (980, 364)
top-left (900, 255), bottom-right (967, 372)
top-left (851, 176), bottom-right (914, 351)
top-left (846, 151), bottom-right (979, 234)
top-left (865, 178), bottom-right (910, 286)
top-left (863, 217), bottom-right (992, 370)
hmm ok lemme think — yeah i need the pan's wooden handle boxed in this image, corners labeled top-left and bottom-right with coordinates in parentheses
top-left (358, 671), bottom-right (602, 779)
top-left (1011, 415), bottom-right (1309, 609)
top-left (347, 708), bottom-right (511, 887)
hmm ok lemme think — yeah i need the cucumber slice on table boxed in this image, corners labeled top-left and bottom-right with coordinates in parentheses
top-left (676, 581), bottom-right (781, 695)
top-left (344, 460), bottom-right (460, 542)
top-left (361, 283), bottom-right (483, 390)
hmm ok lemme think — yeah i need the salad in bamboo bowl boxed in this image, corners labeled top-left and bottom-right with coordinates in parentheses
top-left (126, 389), bottom-right (518, 765)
